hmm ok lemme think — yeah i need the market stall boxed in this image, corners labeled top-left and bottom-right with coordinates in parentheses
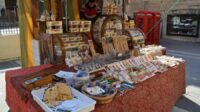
top-left (6, 54), bottom-right (186, 112)
top-left (6, 0), bottom-right (185, 112)
top-left (6, 58), bottom-right (185, 112)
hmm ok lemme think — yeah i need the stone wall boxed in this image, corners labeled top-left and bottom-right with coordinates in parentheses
top-left (0, 35), bottom-right (20, 61)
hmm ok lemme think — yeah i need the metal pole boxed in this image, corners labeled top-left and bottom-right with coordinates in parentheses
top-left (122, 0), bottom-right (125, 34)
top-left (123, 0), bottom-right (125, 21)
top-left (63, 0), bottom-right (68, 32)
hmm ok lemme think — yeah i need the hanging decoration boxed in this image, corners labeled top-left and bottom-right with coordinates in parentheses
top-left (80, 0), bottom-right (102, 22)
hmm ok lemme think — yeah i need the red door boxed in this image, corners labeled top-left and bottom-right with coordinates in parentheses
top-left (135, 11), bottom-right (154, 45)
top-left (146, 13), bottom-right (154, 45)
top-left (153, 12), bottom-right (161, 45)
top-left (135, 11), bottom-right (161, 45)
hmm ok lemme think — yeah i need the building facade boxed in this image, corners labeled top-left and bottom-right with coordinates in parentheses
top-left (126, 0), bottom-right (200, 41)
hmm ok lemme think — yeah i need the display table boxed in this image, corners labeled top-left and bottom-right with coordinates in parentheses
top-left (6, 63), bottom-right (185, 112)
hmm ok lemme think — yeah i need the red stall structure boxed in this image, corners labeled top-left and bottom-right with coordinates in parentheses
top-left (135, 10), bottom-right (161, 45)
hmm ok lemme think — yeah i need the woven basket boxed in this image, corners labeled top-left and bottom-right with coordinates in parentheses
top-left (82, 86), bottom-right (117, 104)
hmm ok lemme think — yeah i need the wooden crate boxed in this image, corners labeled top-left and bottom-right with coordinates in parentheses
top-left (46, 21), bottom-right (63, 34)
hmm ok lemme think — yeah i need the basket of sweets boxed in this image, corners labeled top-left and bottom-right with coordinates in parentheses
top-left (82, 81), bottom-right (117, 104)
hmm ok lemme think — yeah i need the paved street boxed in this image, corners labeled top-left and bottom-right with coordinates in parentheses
top-left (161, 39), bottom-right (200, 112)
top-left (0, 38), bottom-right (199, 112)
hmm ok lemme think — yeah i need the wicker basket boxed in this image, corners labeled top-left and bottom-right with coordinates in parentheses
top-left (82, 85), bottom-right (117, 104)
